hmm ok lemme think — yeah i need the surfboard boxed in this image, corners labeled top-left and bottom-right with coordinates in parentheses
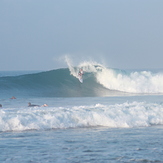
top-left (78, 76), bottom-right (83, 83)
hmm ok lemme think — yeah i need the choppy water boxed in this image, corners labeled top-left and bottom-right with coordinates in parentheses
top-left (1, 61), bottom-right (163, 162)
top-left (1, 124), bottom-right (163, 163)
top-left (0, 96), bottom-right (163, 162)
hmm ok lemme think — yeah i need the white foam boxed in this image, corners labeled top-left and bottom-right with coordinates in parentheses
top-left (1, 102), bottom-right (163, 131)
top-left (65, 56), bottom-right (105, 80)
top-left (65, 57), bottom-right (163, 93)
top-left (96, 68), bottom-right (163, 93)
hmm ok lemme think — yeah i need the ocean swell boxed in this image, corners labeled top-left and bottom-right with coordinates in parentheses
top-left (0, 62), bottom-right (163, 97)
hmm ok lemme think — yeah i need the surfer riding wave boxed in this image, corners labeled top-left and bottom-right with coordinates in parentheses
top-left (78, 68), bottom-right (84, 83)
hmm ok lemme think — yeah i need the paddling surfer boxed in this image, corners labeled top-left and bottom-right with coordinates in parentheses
top-left (28, 102), bottom-right (39, 107)
top-left (10, 96), bottom-right (16, 99)
top-left (28, 102), bottom-right (48, 107)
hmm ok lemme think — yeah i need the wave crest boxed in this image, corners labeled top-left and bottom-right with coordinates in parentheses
top-left (1, 60), bottom-right (163, 97)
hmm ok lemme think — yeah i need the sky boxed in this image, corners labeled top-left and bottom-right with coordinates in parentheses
top-left (1, 0), bottom-right (163, 71)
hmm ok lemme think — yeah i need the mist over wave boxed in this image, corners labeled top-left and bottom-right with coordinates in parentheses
top-left (0, 59), bottom-right (163, 97)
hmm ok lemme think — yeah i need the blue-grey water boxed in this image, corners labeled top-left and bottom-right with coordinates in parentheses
top-left (1, 64), bottom-right (163, 162)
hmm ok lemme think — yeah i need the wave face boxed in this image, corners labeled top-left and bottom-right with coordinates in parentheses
top-left (1, 101), bottom-right (163, 132)
top-left (1, 62), bottom-right (163, 97)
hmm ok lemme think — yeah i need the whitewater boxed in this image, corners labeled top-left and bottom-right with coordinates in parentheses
top-left (1, 60), bottom-right (163, 162)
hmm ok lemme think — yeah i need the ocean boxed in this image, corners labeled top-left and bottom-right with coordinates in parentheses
top-left (1, 62), bottom-right (163, 163)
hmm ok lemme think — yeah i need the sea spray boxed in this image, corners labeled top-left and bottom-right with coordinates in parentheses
top-left (64, 55), bottom-right (77, 77)
top-left (64, 57), bottom-right (163, 94)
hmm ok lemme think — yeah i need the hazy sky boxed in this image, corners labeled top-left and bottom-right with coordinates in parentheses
top-left (1, 0), bottom-right (163, 71)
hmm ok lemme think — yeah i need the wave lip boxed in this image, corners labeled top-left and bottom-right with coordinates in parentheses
top-left (1, 61), bottom-right (163, 97)
top-left (1, 102), bottom-right (163, 132)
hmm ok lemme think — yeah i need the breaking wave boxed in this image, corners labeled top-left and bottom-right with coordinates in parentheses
top-left (1, 101), bottom-right (163, 132)
top-left (0, 60), bottom-right (163, 97)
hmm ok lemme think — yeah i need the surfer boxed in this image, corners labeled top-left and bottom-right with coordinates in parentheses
top-left (78, 68), bottom-right (84, 77)
top-left (28, 102), bottom-right (40, 107)
top-left (78, 68), bottom-right (84, 83)
top-left (10, 96), bottom-right (16, 99)
top-left (28, 102), bottom-right (48, 107)
top-left (41, 104), bottom-right (48, 107)
top-left (79, 68), bottom-right (84, 75)
top-left (0, 104), bottom-right (2, 108)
